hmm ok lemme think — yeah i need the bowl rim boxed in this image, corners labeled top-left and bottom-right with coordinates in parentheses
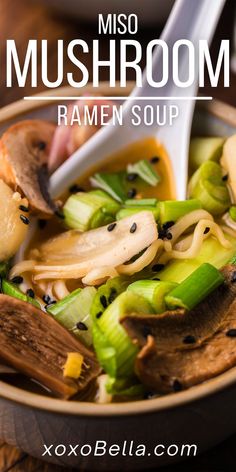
top-left (1, 83), bottom-right (236, 417)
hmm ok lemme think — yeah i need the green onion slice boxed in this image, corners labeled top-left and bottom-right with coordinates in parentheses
top-left (159, 199), bottom-right (202, 224)
top-left (127, 160), bottom-right (161, 187)
top-left (158, 234), bottom-right (236, 284)
top-left (188, 161), bottom-right (230, 216)
top-left (90, 172), bottom-right (127, 202)
top-left (0, 279), bottom-right (40, 308)
top-left (165, 263), bottom-right (224, 311)
top-left (128, 279), bottom-right (178, 313)
top-left (47, 286), bottom-right (96, 346)
top-left (63, 190), bottom-right (120, 231)
top-left (125, 198), bottom-right (158, 207)
top-left (229, 206), bottom-right (236, 222)
top-left (94, 291), bottom-right (152, 378)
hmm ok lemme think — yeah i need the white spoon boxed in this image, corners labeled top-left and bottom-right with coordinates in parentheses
top-left (50, 0), bottom-right (226, 200)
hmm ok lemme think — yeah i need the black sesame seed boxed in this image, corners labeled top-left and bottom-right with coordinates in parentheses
top-left (165, 232), bottom-right (173, 240)
top-left (163, 221), bottom-right (174, 230)
top-left (204, 227), bottom-right (210, 235)
top-left (96, 311), bottom-right (103, 319)
top-left (226, 329), bottom-right (236, 337)
top-left (69, 184), bottom-right (84, 193)
top-left (108, 293), bottom-right (116, 304)
top-left (55, 209), bottom-right (65, 219)
top-left (183, 335), bottom-right (196, 344)
top-left (126, 173), bottom-right (138, 182)
top-left (26, 288), bottom-right (35, 299)
top-left (76, 321), bottom-right (88, 331)
top-left (108, 287), bottom-right (117, 304)
top-left (11, 276), bottom-right (23, 285)
top-left (38, 141), bottom-right (46, 151)
top-left (150, 156), bottom-right (160, 164)
top-left (130, 222), bottom-right (137, 233)
top-left (42, 294), bottom-right (51, 304)
top-left (127, 188), bottom-right (137, 199)
top-left (20, 215), bottom-right (29, 225)
top-left (38, 219), bottom-right (47, 230)
top-left (100, 295), bottom-right (108, 309)
top-left (142, 326), bottom-right (152, 338)
top-left (19, 205), bottom-right (29, 213)
top-left (45, 301), bottom-right (56, 309)
top-left (107, 222), bottom-right (116, 232)
top-left (173, 379), bottom-right (182, 392)
top-left (231, 271), bottom-right (236, 283)
top-left (110, 287), bottom-right (117, 295)
top-left (222, 174), bottom-right (228, 182)
top-left (152, 263), bottom-right (165, 272)
top-left (158, 229), bottom-right (166, 240)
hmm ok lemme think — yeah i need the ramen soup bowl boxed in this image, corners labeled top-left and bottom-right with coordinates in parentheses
top-left (0, 84), bottom-right (236, 471)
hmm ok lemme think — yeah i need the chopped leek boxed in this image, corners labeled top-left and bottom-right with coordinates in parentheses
top-left (221, 135), bottom-right (236, 202)
top-left (90, 276), bottom-right (130, 320)
top-left (128, 279), bottom-right (178, 313)
top-left (90, 172), bottom-right (127, 202)
top-left (116, 206), bottom-right (159, 221)
top-left (158, 234), bottom-right (236, 284)
top-left (63, 190), bottom-right (120, 231)
top-left (92, 321), bottom-right (117, 377)
top-left (106, 376), bottom-right (145, 397)
top-left (0, 262), bottom-right (8, 278)
top-left (229, 206), bottom-right (236, 222)
top-left (165, 263), bottom-right (224, 310)
top-left (189, 137), bottom-right (224, 172)
top-left (125, 198), bottom-right (158, 206)
top-left (127, 160), bottom-right (161, 186)
top-left (188, 161), bottom-right (230, 215)
top-left (47, 286), bottom-right (96, 346)
top-left (0, 279), bottom-right (40, 308)
top-left (159, 199), bottom-right (202, 224)
top-left (117, 198), bottom-right (159, 221)
top-left (94, 292), bottom-right (152, 377)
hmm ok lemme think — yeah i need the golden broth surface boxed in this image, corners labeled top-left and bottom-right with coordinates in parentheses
top-left (72, 137), bottom-right (175, 200)
top-left (29, 137), bottom-right (175, 252)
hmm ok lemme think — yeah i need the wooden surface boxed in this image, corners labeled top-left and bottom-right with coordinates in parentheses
top-left (0, 0), bottom-right (236, 470)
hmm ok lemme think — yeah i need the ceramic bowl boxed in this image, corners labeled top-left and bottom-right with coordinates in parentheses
top-left (0, 84), bottom-right (236, 471)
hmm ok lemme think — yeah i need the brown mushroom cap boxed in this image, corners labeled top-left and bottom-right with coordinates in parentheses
top-left (122, 264), bottom-right (236, 394)
top-left (0, 295), bottom-right (100, 399)
top-left (0, 120), bottom-right (57, 215)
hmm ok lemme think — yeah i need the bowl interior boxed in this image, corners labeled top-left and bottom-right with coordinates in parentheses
top-left (0, 84), bottom-right (236, 416)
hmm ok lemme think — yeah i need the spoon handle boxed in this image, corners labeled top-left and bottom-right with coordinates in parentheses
top-left (50, 0), bottom-right (226, 199)
top-left (139, 0), bottom-right (226, 199)
top-left (133, 0), bottom-right (226, 101)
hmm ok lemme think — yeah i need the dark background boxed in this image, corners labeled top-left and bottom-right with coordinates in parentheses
top-left (0, 0), bottom-right (236, 107)
top-left (0, 0), bottom-right (236, 470)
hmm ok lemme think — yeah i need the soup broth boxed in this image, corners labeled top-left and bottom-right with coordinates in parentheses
top-left (28, 137), bottom-right (174, 256)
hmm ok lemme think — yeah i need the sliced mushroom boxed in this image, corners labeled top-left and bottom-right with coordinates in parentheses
top-left (122, 264), bottom-right (236, 393)
top-left (27, 211), bottom-right (158, 280)
top-left (0, 179), bottom-right (29, 260)
top-left (0, 120), bottom-right (57, 215)
top-left (0, 295), bottom-right (100, 399)
top-left (221, 134), bottom-right (236, 202)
